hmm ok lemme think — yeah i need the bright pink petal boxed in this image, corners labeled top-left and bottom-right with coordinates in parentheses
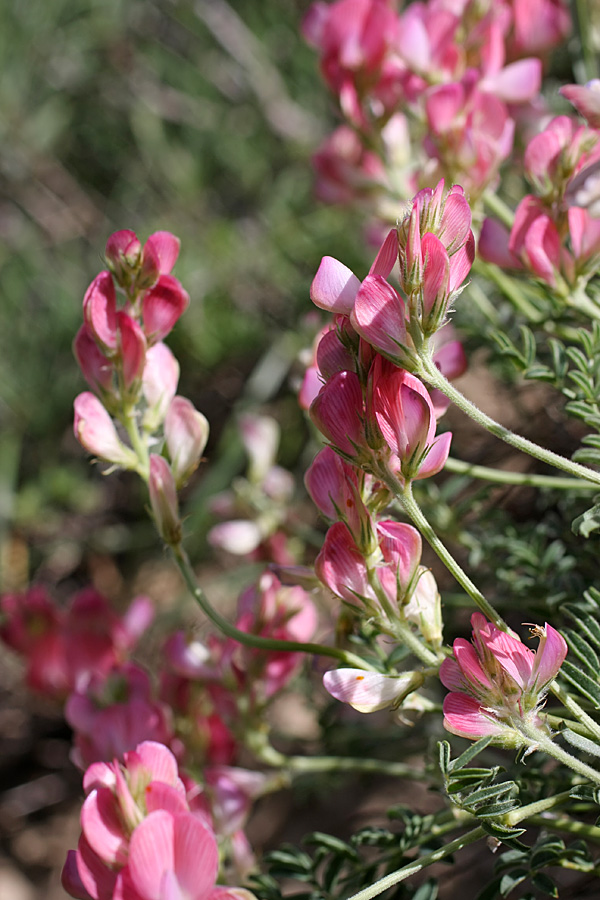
top-left (351, 275), bottom-right (408, 361)
top-left (485, 631), bottom-right (535, 689)
top-left (145, 232), bottom-right (181, 275)
top-left (530, 624), bottom-right (568, 689)
top-left (443, 692), bottom-right (506, 738)
top-left (145, 782), bottom-right (189, 816)
top-left (142, 275), bottom-right (190, 344)
top-left (452, 639), bottom-right (494, 692)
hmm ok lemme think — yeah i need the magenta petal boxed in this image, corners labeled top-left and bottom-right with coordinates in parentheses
top-left (478, 218), bottom-right (520, 269)
top-left (315, 522), bottom-right (373, 604)
top-left (377, 520), bottom-right (422, 597)
top-left (142, 275), bottom-right (190, 343)
top-left (439, 657), bottom-right (467, 692)
top-left (443, 692), bottom-right (506, 739)
top-left (351, 275), bottom-right (408, 360)
top-left (309, 371), bottom-right (365, 457)
top-left (117, 312), bottom-right (147, 388)
top-left (310, 256), bottom-right (361, 314)
top-left (62, 850), bottom-right (94, 900)
top-left (76, 834), bottom-right (119, 900)
top-left (560, 81), bottom-right (600, 128)
top-left (453, 639), bottom-right (494, 692)
top-left (482, 58), bottom-right (541, 103)
top-left (83, 271), bottom-right (118, 353)
top-left (145, 232), bottom-right (181, 275)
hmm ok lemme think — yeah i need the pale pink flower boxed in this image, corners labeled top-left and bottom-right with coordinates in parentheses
top-left (142, 342), bottom-right (180, 431)
top-left (165, 396), bottom-right (210, 487)
top-left (323, 668), bottom-right (422, 713)
top-left (440, 613), bottom-right (568, 744)
top-left (73, 392), bottom-right (138, 468)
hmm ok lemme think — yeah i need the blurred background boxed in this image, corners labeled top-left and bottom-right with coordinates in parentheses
top-left (0, 1), bottom-right (366, 895)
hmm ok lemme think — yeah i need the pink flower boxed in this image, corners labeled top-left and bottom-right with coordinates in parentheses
top-left (165, 397), bottom-right (210, 487)
top-left (370, 357), bottom-right (452, 481)
top-left (323, 668), bottom-right (423, 713)
top-left (73, 392), bottom-right (138, 469)
top-left (440, 613), bottom-right (568, 744)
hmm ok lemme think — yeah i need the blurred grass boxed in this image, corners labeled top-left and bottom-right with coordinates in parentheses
top-left (0, 0), bottom-right (367, 587)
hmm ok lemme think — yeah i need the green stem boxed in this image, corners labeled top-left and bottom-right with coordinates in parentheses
top-left (419, 353), bottom-right (600, 487)
top-left (171, 543), bottom-right (377, 670)
top-left (482, 191), bottom-right (515, 230)
top-left (517, 721), bottom-right (600, 787)
top-left (261, 747), bottom-right (431, 781)
top-left (504, 789), bottom-right (573, 825)
top-left (444, 456), bottom-right (597, 490)
top-left (549, 680), bottom-right (600, 743)
top-left (574, 0), bottom-right (599, 82)
top-left (346, 827), bottom-right (485, 900)
top-left (528, 814), bottom-right (600, 843)
top-left (398, 480), bottom-right (508, 632)
top-left (389, 617), bottom-right (441, 667)
top-left (122, 407), bottom-right (150, 479)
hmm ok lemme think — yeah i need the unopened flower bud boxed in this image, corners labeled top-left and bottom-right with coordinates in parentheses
top-left (148, 455), bottom-right (182, 545)
top-left (165, 396), bottom-right (210, 487)
top-left (105, 229), bottom-right (142, 288)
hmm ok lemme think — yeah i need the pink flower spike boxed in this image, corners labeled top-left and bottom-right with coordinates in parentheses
top-left (73, 393), bottom-right (138, 468)
top-left (83, 271), bottom-right (118, 354)
top-left (323, 668), bottom-right (418, 713)
top-left (165, 396), bottom-right (210, 487)
top-left (142, 275), bottom-right (190, 344)
top-left (310, 256), bottom-right (361, 314)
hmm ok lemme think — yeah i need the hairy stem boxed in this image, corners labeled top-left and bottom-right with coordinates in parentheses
top-left (346, 827), bottom-right (485, 900)
top-left (419, 353), bottom-right (600, 487)
top-left (398, 480), bottom-right (508, 632)
top-left (517, 721), bottom-right (600, 787)
top-left (549, 680), bottom-right (600, 743)
top-left (444, 456), bottom-right (597, 490)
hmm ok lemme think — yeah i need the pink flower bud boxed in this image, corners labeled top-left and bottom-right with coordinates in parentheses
top-left (105, 229), bottom-right (142, 286)
top-left (82, 271), bottom-right (117, 354)
top-left (142, 275), bottom-right (190, 344)
top-left (310, 370), bottom-right (369, 462)
top-left (142, 342), bottom-right (180, 431)
top-left (73, 393), bottom-right (138, 468)
top-left (165, 396), bottom-right (209, 486)
top-left (148, 455), bottom-right (181, 545)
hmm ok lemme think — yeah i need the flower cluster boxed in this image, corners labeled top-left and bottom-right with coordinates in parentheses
top-left (440, 613), bottom-right (568, 745)
top-left (479, 114), bottom-right (600, 296)
top-left (303, 0), bottom-right (567, 208)
top-left (62, 740), bottom-right (257, 900)
top-left (73, 228), bottom-right (209, 545)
